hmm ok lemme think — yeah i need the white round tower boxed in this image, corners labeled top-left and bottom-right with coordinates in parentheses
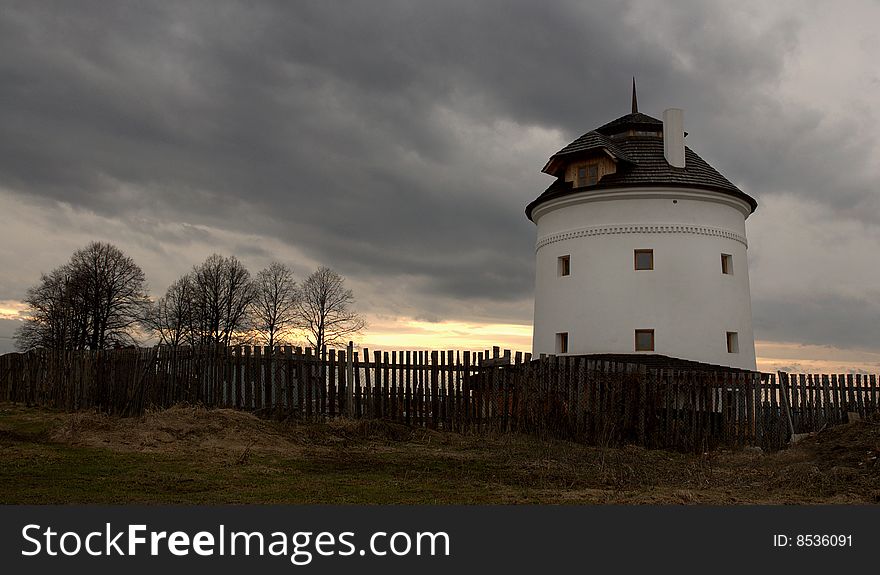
top-left (527, 90), bottom-right (757, 370)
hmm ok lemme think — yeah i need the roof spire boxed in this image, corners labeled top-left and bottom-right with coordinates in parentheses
top-left (631, 77), bottom-right (638, 114)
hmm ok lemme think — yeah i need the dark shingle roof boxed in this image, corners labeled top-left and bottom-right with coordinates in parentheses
top-left (549, 130), bottom-right (635, 163)
top-left (600, 138), bottom-right (744, 193)
top-left (526, 112), bottom-right (757, 221)
top-left (595, 112), bottom-right (663, 135)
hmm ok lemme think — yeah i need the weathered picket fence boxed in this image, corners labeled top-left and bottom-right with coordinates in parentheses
top-left (1, 346), bottom-right (877, 451)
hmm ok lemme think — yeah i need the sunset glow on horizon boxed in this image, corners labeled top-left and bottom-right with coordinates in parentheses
top-left (360, 317), bottom-right (533, 355)
top-left (0, 300), bottom-right (28, 321)
top-left (358, 317), bottom-right (880, 374)
top-left (3, 300), bottom-right (880, 374)
top-left (365, 322), bottom-right (880, 375)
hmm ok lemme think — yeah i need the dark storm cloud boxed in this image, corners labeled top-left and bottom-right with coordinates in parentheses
top-left (2, 1), bottom-right (879, 351)
top-left (0, 0), bottom-right (653, 303)
top-left (752, 292), bottom-right (880, 351)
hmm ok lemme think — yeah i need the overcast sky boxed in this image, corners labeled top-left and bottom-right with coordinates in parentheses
top-left (1, 0), bottom-right (879, 371)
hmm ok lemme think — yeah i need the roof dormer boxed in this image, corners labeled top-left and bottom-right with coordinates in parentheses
top-left (563, 155), bottom-right (614, 188)
top-left (541, 132), bottom-right (635, 178)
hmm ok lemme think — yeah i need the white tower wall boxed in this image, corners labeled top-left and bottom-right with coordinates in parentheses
top-left (531, 186), bottom-right (756, 370)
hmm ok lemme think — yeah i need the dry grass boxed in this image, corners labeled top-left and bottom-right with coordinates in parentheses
top-left (1, 403), bottom-right (877, 504)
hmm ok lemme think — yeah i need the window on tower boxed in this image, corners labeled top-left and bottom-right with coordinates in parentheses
top-left (727, 332), bottom-right (739, 353)
top-left (634, 249), bottom-right (653, 270)
top-left (635, 329), bottom-right (654, 352)
top-left (556, 332), bottom-right (569, 354)
top-left (558, 255), bottom-right (570, 277)
top-left (721, 254), bottom-right (733, 275)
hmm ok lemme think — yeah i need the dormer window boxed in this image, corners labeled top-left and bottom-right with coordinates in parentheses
top-left (576, 163), bottom-right (599, 187)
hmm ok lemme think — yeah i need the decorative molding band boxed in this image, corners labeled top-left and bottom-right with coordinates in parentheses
top-left (536, 223), bottom-right (748, 252)
top-left (530, 186), bottom-right (755, 221)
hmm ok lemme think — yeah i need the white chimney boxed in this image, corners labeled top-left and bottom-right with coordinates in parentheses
top-left (663, 108), bottom-right (685, 168)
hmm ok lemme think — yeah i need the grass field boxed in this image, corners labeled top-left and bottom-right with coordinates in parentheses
top-left (1, 403), bottom-right (877, 504)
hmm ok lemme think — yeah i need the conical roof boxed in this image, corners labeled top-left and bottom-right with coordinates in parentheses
top-left (595, 112), bottom-right (663, 135)
top-left (527, 110), bottom-right (757, 221)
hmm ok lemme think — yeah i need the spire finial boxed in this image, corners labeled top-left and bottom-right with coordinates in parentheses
top-left (631, 77), bottom-right (638, 114)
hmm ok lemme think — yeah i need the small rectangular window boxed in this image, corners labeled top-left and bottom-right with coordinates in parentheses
top-left (634, 249), bottom-right (653, 270)
top-left (556, 332), bottom-right (569, 354)
top-left (635, 329), bottom-right (654, 352)
top-left (558, 255), bottom-right (571, 277)
top-left (576, 163), bottom-right (599, 187)
top-left (726, 332), bottom-right (739, 353)
top-left (721, 254), bottom-right (733, 275)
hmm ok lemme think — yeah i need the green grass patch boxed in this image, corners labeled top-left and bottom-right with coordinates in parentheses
top-left (1, 403), bottom-right (877, 504)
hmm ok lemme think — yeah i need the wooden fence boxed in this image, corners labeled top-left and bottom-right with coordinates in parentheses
top-left (1, 346), bottom-right (878, 451)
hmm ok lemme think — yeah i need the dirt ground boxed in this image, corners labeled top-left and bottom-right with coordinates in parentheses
top-left (1, 403), bottom-right (878, 504)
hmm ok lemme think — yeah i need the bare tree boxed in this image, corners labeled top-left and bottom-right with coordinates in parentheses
top-left (15, 242), bottom-right (149, 351)
top-left (295, 267), bottom-right (365, 353)
top-left (15, 268), bottom-right (78, 351)
top-left (252, 262), bottom-right (298, 349)
top-left (71, 242), bottom-right (149, 349)
top-left (188, 254), bottom-right (255, 346)
top-left (145, 275), bottom-right (193, 347)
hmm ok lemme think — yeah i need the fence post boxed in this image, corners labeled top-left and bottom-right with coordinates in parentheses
top-left (777, 371), bottom-right (795, 441)
top-left (431, 350), bottom-right (439, 429)
top-left (346, 341), bottom-right (355, 417)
